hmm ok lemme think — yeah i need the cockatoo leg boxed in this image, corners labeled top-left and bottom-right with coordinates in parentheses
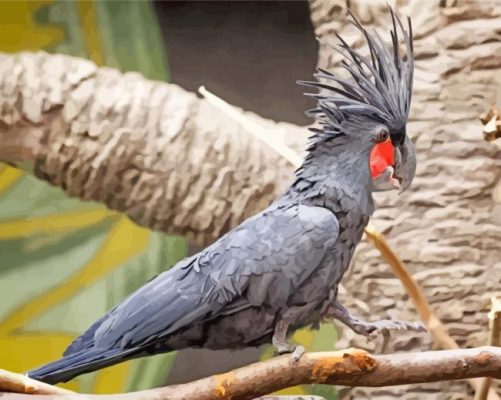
top-left (272, 319), bottom-right (305, 362)
top-left (327, 301), bottom-right (426, 338)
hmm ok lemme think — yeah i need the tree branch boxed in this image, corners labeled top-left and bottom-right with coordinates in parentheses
top-left (3, 347), bottom-right (501, 400)
top-left (363, 226), bottom-right (458, 350)
top-left (0, 51), bottom-right (307, 246)
top-left (0, 368), bottom-right (73, 395)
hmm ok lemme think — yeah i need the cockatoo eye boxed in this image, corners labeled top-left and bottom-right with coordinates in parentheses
top-left (371, 128), bottom-right (390, 144)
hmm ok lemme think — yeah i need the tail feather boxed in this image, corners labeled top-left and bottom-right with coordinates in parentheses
top-left (28, 347), bottom-right (138, 384)
top-left (63, 314), bottom-right (109, 356)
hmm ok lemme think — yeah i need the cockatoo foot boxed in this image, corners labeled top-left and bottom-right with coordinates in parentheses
top-left (366, 319), bottom-right (426, 338)
top-left (327, 301), bottom-right (427, 338)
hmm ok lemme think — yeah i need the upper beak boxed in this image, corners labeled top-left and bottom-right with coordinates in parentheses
top-left (372, 134), bottom-right (416, 193)
top-left (394, 135), bottom-right (416, 194)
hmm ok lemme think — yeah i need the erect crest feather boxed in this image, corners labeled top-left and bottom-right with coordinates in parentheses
top-left (299, 7), bottom-right (414, 144)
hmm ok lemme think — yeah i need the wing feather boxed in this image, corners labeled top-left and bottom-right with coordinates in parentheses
top-left (92, 204), bottom-right (339, 349)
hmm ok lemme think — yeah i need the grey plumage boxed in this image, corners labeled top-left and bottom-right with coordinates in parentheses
top-left (28, 8), bottom-right (421, 385)
top-left (299, 9), bottom-right (413, 142)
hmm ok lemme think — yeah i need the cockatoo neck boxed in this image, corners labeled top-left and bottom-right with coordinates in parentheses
top-left (283, 139), bottom-right (375, 216)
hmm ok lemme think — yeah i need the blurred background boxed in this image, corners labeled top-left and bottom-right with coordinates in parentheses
top-left (0, 1), bottom-right (500, 399)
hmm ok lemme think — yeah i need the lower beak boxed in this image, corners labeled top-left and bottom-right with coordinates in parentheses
top-left (391, 176), bottom-right (401, 191)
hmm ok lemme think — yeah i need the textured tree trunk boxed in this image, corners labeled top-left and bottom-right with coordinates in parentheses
top-left (0, 51), bottom-right (307, 246)
top-left (309, 0), bottom-right (501, 399)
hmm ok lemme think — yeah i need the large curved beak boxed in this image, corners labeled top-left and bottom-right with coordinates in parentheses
top-left (372, 135), bottom-right (416, 193)
top-left (393, 135), bottom-right (416, 194)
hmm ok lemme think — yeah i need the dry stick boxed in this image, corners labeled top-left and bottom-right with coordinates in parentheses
top-left (4, 347), bottom-right (501, 400)
top-left (124, 347), bottom-right (501, 400)
top-left (474, 297), bottom-right (501, 400)
top-left (363, 226), bottom-right (457, 349)
top-left (0, 368), bottom-right (73, 395)
top-left (198, 86), bottom-right (304, 167)
top-left (197, 87), bottom-right (501, 400)
top-left (1, 52), bottom-right (311, 248)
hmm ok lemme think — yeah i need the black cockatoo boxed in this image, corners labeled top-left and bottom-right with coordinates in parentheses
top-left (29, 9), bottom-right (422, 384)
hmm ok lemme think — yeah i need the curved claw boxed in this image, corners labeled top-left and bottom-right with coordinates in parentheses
top-left (274, 344), bottom-right (306, 364)
top-left (290, 345), bottom-right (306, 363)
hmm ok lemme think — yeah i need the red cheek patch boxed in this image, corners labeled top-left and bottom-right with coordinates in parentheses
top-left (370, 140), bottom-right (395, 178)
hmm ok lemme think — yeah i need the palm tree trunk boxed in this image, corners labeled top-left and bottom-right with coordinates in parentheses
top-left (0, 51), bottom-right (307, 246)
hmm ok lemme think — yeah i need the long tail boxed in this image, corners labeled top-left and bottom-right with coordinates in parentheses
top-left (27, 347), bottom-right (138, 384)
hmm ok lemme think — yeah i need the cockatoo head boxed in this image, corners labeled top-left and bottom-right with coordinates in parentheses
top-left (300, 8), bottom-right (416, 194)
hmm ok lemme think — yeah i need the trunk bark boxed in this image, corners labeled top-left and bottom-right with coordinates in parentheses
top-left (0, 51), bottom-right (307, 246)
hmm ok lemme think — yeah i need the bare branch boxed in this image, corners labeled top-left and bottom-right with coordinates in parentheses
top-left (0, 368), bottom-right (73, 395)
top-left (363, 226), bottom-right (457, 350)
top-left (0, 51), bottom-right (307, 247)
top-left (3, 347), bottom-right (501, 400)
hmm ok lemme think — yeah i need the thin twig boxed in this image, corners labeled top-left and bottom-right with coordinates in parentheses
top-left (363, 226), bottom-right (457, 349)
top-left (198, 86), bottom-right (304, 167)
top-left (0, 368), bottom-right (73, 395)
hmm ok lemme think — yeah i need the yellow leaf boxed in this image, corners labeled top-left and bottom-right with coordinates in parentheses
top-left (75, 0), bottom-right (104, 65)
top-left (91, 360), bottom-right (132, 394)
top-left (0, 208), bottom-right (116, 240)
top-left (0, 331), bottom-right (79, 392)
top-left (0, 1), bottom-right (65, 52)
top-left (292, 328), bottom-right (315, 349)
top-left (0, 165), bottom-right (24, 197)
top-left (1, 330), bottom-right (132, 393)
top-left (0, 217), bottom-right (151, 333)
